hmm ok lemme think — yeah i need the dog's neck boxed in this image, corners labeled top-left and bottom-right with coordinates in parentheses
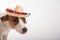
top-left (1, 21), bottom-right (11, 29)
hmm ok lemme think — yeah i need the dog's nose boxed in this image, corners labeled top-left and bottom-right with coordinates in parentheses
top-left (22, 27), bottom-right (27, 34)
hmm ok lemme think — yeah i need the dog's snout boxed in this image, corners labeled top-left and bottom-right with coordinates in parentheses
top-left (22, 27), bottom-right (27, 33)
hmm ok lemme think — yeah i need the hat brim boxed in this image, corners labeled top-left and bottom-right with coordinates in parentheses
top-left (6, 8), bottom-right (30, 18)
top-left (6, 12), bottom-right (30, 18)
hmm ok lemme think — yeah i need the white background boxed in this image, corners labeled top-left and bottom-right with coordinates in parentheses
top-left (0, 0), bottom-right (60, 40)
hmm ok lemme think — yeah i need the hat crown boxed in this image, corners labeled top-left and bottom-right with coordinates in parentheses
top-left (14, 5), bottom-right (23, 12)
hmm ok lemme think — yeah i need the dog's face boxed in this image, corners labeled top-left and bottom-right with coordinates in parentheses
top-left (1, 15), bottom-right (27, 34)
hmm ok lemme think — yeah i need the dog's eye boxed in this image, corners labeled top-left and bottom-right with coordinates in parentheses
top-left (13, 18), bottom-right (17, 21)
top-left (12, 17), bottom-right (19, 23)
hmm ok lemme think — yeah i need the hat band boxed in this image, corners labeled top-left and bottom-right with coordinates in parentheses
top-left (6, 8), bottom-right (28, 15)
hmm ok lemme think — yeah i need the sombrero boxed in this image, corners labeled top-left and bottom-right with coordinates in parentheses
top-left (6, 5), bottom-right (30, 18)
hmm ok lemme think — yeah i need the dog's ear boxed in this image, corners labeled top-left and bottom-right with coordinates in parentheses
top-left (1, 15), bottom-right (9, 21)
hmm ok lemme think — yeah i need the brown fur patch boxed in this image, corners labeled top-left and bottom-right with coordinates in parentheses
top-left (9, 16), bottom-right (19, 28)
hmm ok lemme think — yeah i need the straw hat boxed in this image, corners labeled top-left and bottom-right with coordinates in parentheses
top-left (6, 5), bottom-right (30, 18)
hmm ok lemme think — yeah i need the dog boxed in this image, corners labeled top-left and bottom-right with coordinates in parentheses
top-left (0, 5), bottom-right (30, 40)
top-left (0, 14), bottom-right (27, 40)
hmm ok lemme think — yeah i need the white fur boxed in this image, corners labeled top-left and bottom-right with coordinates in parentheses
top-left (15, 19), bottom-right (26, 34)
top-left (0, 20), bottom-right (10, 40)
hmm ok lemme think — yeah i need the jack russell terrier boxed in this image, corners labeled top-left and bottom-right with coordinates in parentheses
top-left (0, 5), bottom-right (30, 40)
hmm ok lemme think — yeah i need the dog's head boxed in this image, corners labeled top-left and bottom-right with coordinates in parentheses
top-left (1, 15), bottom-right (27, 34)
